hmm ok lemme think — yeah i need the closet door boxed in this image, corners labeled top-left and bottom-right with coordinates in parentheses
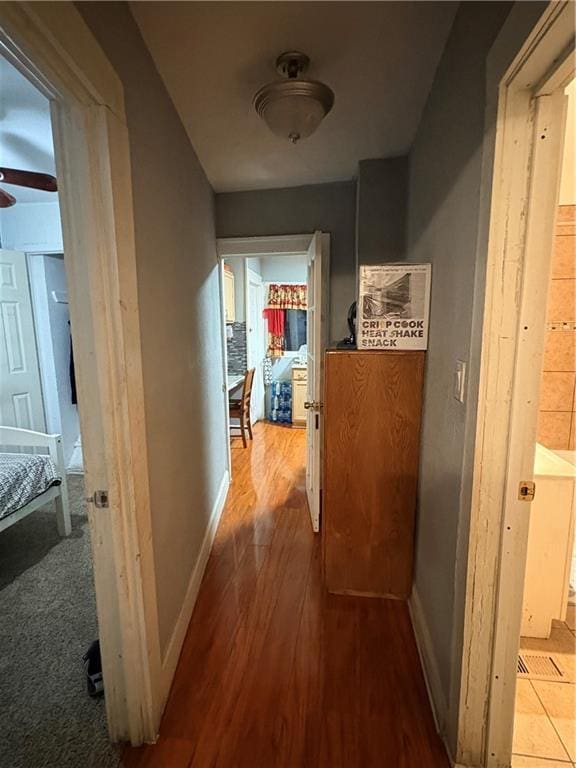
top-left (0, 249), bottom-right (45, 429)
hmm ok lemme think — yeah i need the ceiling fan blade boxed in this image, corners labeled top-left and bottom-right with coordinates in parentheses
top-left (0, 188), bottom-right (17, 208)
top-left (0, 167), bottom-right (57, 192)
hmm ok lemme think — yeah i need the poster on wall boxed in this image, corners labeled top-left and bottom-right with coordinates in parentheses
top-left (357, 263), bottom-right (432, 350)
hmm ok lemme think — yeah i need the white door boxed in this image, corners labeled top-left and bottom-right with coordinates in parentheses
top-left (0, 249), bottom-right (45, 430)
top-left (246, 268), bottom-right (265, 422)
top-left (305, 232), bottom-right (325, 532)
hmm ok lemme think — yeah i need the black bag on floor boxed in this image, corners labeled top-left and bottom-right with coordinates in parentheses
top-left (83, 639), bottom-right (104, 698)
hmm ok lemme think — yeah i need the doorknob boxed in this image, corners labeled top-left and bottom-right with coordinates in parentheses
top-left (304, 400), bottom-right (322, 410)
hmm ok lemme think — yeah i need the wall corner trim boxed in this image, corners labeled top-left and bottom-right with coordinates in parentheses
top-left (160, 470), bottom-right (230, 704)
top-left (408, 588), bottom-right (449, 738)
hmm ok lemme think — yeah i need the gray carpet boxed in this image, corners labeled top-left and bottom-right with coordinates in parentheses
top-left (0, 475), bottom-right (121, 768)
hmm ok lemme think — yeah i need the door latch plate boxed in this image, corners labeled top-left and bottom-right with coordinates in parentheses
top-left (518, 481), bottom-right (536, 501)
top-left (86, 490), bottom-right (109, 509)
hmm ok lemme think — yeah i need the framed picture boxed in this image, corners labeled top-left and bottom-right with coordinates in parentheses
top-left (357, 263), bottom-right (431, 350)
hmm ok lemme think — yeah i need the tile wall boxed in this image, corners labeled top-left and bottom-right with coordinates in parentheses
top-left (226, 321), bottom-right (247, 374)
top-left (538, 205), bottom-right (576, 450)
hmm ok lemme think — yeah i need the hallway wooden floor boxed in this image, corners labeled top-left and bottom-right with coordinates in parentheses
top-left (123, 423), bottom-right (448, 768)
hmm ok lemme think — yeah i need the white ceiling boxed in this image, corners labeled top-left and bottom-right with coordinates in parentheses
top-left (0, 55), bottom-right (57, 204)
top-left (131, 1), bottom-right (457, 193)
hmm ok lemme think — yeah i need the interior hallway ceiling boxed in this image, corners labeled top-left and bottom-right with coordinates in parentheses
top-left (130, 1), bottom-right (458, 192)
top-left (0, 55), bottom-right (56, 203)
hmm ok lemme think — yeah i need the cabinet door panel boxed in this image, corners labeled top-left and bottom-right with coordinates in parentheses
top-left (292, 378), bottom-right (307, 423)
top-left (323, 351), bottom-right (424, 598)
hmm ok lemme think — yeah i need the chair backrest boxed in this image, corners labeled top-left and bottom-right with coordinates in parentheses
top-left (242, 368), bottom-right (255, 411)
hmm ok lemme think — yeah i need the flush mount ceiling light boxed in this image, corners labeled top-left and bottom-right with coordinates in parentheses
top-left (254, 51), bottom-right (334, 144)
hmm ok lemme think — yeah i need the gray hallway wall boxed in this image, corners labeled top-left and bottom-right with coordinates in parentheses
top-left (77, 2), bottom-right (227, 657)
top-left (216, 181), bottom-right (357, 344)
top-left (356, 156), bottom-right (409, 266)
top-left (404, 0), bottom-right (547, 753)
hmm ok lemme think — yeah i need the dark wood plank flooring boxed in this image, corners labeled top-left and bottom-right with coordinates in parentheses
top-left (123, 423), bottom-right (448, 767)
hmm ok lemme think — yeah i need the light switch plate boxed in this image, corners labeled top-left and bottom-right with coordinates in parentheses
top-left (454, 360), bottom-right (467, 403)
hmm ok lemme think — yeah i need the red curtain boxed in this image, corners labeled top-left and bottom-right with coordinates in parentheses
top-left (262, 309), bottom-right (285, 357)
top-left (263, 284), bottom-right (307, 356)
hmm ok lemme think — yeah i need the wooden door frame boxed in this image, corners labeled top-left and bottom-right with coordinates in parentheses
top-left (216, 234), bottom-right (330, 479)
top-left (455, 3), bottom-right (575, 766)
top-left (0, 3), bottom-right (162, 744)
top-left (245, 266), bottom-right (265, 423)
top-left (217, 258), bottom-right (234, 475)
top-left (26, 250), bottom-right (65, 438)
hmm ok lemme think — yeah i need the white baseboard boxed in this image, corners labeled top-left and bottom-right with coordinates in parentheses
top-left (409, 591), bottom-right (478, 768)
top-left (409, 587), bottom-right (449, 736)
top-left (160, 469), bottom-right (230, 701)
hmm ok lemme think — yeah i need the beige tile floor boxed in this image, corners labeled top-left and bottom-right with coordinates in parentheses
top-left (513, 607), bottom-right (576, 767)
top-left (512, 757), bottom-right (575, 768)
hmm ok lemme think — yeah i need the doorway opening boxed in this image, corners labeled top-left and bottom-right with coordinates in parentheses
top-left (511, 75), bottom-right (575, 767)
top-left (0, 53), bottom-right (116, 766)
top-left (1, 2), bottom-right (162, 751)
top-left (217, 233), bottom-right (329, 532)
top-left (456, 5), bottom-right (575, 766)
top-left (26, 252), bottom-right (84, 473)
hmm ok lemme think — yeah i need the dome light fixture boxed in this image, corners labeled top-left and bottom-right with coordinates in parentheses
top-left (254, 51), bottom-right (334, 144)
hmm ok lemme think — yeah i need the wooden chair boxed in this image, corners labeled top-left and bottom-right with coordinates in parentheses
top-left (229, 368), bottom-right (255, 448)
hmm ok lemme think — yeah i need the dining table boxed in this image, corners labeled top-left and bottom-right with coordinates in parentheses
top-left (227, 374), bottom-right (244, 394)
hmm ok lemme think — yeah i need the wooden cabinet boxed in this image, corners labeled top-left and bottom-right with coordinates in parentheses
top-left (323, 350), bottom-right (424, 599)
top-left (224, 268), bottom-right (235, 323)
top-left (292, 365), bottom-right (307, 425)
